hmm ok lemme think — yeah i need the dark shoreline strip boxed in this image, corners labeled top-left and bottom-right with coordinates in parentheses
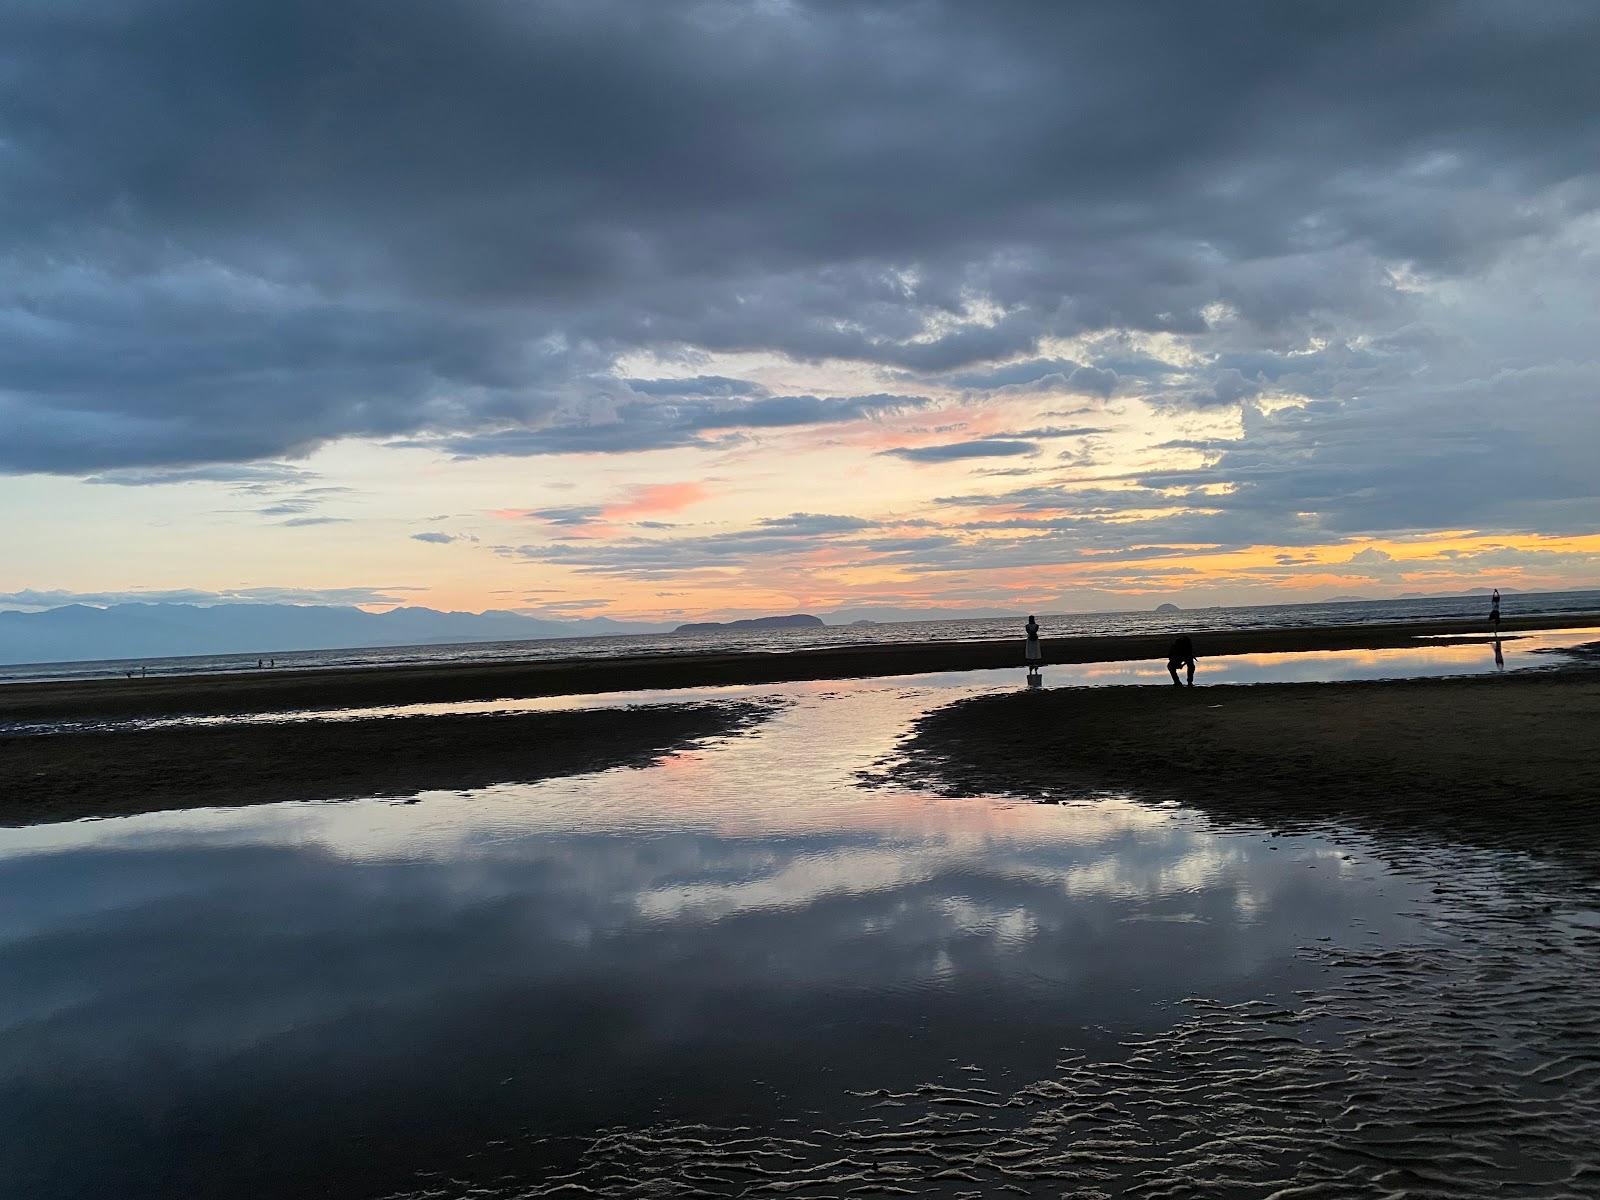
top-left (2, 614), bottom-right (1594, 722)
top-left (886, 670), bottom-right (1600, 872)
top-left (0, 701), bottom-right (769, 827)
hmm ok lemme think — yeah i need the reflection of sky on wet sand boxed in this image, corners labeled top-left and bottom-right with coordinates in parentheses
top-left (0, 681), bottom-right (1436, 1199)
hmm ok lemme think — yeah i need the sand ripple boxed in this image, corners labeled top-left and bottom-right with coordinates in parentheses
top-left (381, 839), bottom-right (1600, 1199)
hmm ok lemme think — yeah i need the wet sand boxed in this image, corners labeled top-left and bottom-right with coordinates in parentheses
top-left (2, 613), bottom-right (1589, 722)
top-left (0, 701), bottom-right (766, 826)
top-left (891, 669), bottom-right (1600, 870)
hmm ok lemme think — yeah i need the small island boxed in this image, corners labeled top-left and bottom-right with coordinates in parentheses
top-left (674, 613), bottom-right (826, 634)
top-left (1154, 602), bottom-right (1181, 613)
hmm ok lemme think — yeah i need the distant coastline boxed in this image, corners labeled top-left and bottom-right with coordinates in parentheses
top-left (2, 588), bottom-right (1598, 680)
top-left (5, 612), bottom-right (1597, 722)
top-left (674, 614), bottom-right (825, 634)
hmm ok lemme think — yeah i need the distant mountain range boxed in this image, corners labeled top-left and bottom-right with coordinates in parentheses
top-left (2, 588), bottom-right (1575, 667)
top-left (0, 601), bottom-right (1013, 666)
top-left (0, 603), bottom-right (672, 666)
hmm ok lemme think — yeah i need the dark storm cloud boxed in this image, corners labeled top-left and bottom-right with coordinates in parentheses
top-left (3, 1), bottom-right (1598, 473)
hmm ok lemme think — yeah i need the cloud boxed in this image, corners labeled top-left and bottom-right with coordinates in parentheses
top-left (83, 464), bottom-right (319, 488)
top-left (1065, 366), bottom-right (1120, 398)
top-left (521, 506), bottom-right (605, 527)
top-left (502, 512), bottom-right (874, 576)
top-left (882, 439), bottom-right (1039, 463)
top-left (1005, 426), bottom-right (1112, 440)
top-left (4, 1), bottom-right (1600, 475)
top-left (1168, 368), bottom-right (1262, 411)
top-left (621, 376), bottom-right (767, 398)
top-left (426, 394), bottom-right (930, 459)
top-left (411, 531), bottom-right (464, 544)
top-left (602, 482), bottom-right (711, 521)
top-left (943, 358), bottom-right (1085, 390)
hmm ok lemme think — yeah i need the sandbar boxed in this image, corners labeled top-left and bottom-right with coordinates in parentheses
top-left (890, 670), bottom-right (1600, 871)
top-left (0, 701), bottom-right (767, 826)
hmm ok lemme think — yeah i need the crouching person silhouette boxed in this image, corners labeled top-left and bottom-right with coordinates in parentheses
top-left (1166, 635), bottom-right (1196, 687)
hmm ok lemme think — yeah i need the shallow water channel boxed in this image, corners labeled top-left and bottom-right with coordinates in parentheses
top-left (3, 640), bottom-right (1599, 1197)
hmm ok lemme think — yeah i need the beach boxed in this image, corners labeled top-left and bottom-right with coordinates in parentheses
top-left (0, 613), bottom-right (1586, 722)
top-left (7, 629), bottom-right (1600, 1197)
top-left (5, 617), bottom-right (1595, 831)
top-left (892, 669), bottom-right (1600, 871)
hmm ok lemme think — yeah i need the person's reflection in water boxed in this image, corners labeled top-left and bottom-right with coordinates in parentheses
top-left (1166, 635), bottom-right (1196, 687)
top-left (1493, 637), bottom-right (1505, 671)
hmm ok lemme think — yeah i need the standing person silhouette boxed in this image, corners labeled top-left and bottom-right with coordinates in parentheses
top-left (1489, 588), bottom-right (1501, 635)
top-left (1024, 614), bottom-right (1043, 678)
top-left (1166, 634), bottom-right (1196, 687)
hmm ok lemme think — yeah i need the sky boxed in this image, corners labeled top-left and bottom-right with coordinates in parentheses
top-left (4, 0), bottom-right (1600, 622)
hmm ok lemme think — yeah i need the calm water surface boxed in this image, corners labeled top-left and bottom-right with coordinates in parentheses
top-left (4, 651), bottom-right (1598, 1197)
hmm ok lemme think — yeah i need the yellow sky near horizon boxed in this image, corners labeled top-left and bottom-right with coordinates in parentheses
top-left (9, 375), bottom-right (1598, 621)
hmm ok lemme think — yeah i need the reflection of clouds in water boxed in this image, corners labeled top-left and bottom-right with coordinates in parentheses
top-left (0, 680), bottom-right (1441, 1199)
top-left (0, 810), bottom-right (1414, 1057)
top-left (1061, 841), bottom-right (1245, 900)
top-left (636, 846), bottom-right (932, 921)
top-left (634, 808), bottom-right (1203, 924)
top-left (937, 897), bottom-right (1039, 946)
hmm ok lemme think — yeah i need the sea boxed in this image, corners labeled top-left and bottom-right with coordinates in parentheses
top-left (5, 587), bottom-right (1599, 685)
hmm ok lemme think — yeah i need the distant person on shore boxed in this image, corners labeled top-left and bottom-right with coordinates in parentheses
top-left (1490, 589), bottom-right (1501, 634)
top-left (1024, 615), bottom-right (1042, 677)
top-left (1167, 635), bottom-right (1196, 687)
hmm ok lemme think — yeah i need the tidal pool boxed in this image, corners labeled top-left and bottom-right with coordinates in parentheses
top-left (3, 668), bottom-right (1598, 1197)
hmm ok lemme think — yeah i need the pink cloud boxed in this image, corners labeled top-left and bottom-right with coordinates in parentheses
top-left (602, 482), bottom-right (711, 520)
